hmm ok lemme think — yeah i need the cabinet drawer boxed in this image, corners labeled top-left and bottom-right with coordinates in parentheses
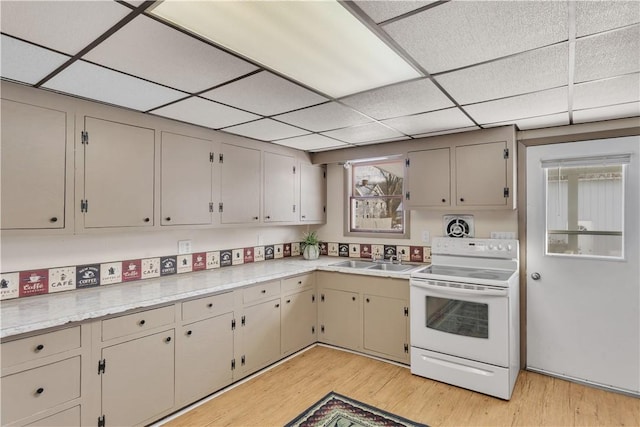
top-left (1, 327), bottom-right (80, 370)
top-left (182, 292), bottom-right (234, 322)
top-left (282, 274), bottom-right (315, 293)
top-left (243, 281), bottom-right (280, 304)
top-left (26, 405), bottom-right (80, 427)
top-left (102, 305), bottom-right (174, 341)
top-left (1, 356), bottom-right (80, 425)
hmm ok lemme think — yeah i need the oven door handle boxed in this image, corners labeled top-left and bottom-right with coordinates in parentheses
top-left (411, 281), bottom-right (508, 297)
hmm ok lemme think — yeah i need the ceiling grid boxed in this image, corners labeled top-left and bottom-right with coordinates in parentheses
top-left (0, 0), bottom-right (637, 152)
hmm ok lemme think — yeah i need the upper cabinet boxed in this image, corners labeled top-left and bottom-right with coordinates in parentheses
top-left (81, 117), bottom-right (155, 228)
top-left (1, 99), bottom-right (67, 230)
top-left (263, 152), bottom-right (296, 223)
top-left (220, 143), bottom-right (261, 224)
top-left (406, 139), bottom-right (515, 210)
top-left (299, 164), bottom-right (326, 223)
top-left (161, 132), bottom-right (217, 226)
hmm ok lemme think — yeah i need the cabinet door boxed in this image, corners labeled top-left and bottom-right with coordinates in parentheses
top-left (263, 152), bottom-right (296, 222)
top-left (26, 405), bottom-right (80, 427)
top-left (455, 141), bottom-right (508, 206)
top-left (176, 313), bottom-right (233, 405)
top-left (240, 299), bottom-right (281, 374)
top-left (300, 164), bottom-right (326, 222)
top-left (161, 132), bottom-right (213, 226)
top-left (406, 148), bottom-right (451, 207)
top-left (281, 289), bottom-right (316, 354)
top-left (318, 289), bottom-right (360, 350)
top-left (363, 295), bottom-right (409, 362)
top-left (1, 99), bottom-right (66, 229)
top-left (83, 117), bottom-right (155, 228)
top-left (101, 330), bottom-right (174, 427)
top-left (220, 143), bottom-right (260, 224)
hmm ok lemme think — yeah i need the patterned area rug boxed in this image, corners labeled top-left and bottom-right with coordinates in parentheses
top-left (285, 392), bottom-right (428, 427)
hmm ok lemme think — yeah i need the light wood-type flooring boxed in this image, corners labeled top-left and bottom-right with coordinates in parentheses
top-left (163, 345), bottom-right (639, 427)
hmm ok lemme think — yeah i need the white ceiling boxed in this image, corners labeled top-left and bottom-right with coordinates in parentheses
top-left (1, 1), bottom-right (638, 152)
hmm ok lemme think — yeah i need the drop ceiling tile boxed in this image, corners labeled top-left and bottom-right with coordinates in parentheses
top-left (384, 1), bottom-right (568, 73)
top-left (574, 74), bottom-right (640, 110)
top-left (274, 134), bottom-right (350, 151)
top-left (573, 102), bottom-right (640, 124)
top-left (0, 1), bottom-right (130, 55)
top-left (274, 102), bottom-right (372, 132)
top-left (382, 108), bottom-right (475, 135)
top-left (351, 136), bottom-right (411, 146)
top-left (464, 87), bottom-right (568, 124)
top-left (340, 78), bottom-right (453, 120)
top-left (42, 61), bottom-right (185, 111)
top-left (201, 71), bottom-right (327, 116)
top-left (153, 97), bottom-right (260, 129)
top-left (483, 113), bottom-right (569, 130)
top-left (575, 26), bottom-right (640, 82)
top-left (223, 119), bottom-right (309, 141)
top-left (354, 0), bottom-right (437, 24)
top-left (436, 43), bottom-right (568, 105)
top-left (0, 35), bottom-right (70, 85)
top-left (320, 122), bottom-right (405, 144)
top-left (83, 15), bottom-right (258, 93)
top-left (413, 126), bottom-right (480, 139)
top-left (576, 1), bottom-right (640, 37)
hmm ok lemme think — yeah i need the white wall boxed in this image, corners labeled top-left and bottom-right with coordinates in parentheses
top-left (317, 163), bottom-right (518, 245)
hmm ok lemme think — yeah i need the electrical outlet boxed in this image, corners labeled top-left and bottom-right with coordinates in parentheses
top-left (490, 232), bottom-right (516, 239)
top-left (422, 230), bottom-right (430, 244)
top-left (178, 240), bottom-right (192, 254)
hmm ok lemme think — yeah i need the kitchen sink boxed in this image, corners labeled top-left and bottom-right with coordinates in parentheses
top-left (368, 263), bottom-right (416, 272)
top-left (329, 260), bottom-right (374, 269)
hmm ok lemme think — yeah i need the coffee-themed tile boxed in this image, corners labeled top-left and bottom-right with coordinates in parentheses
top-left (396, 246), bottom-right (410, 262)
top-left (423, 246), bottom-right (432, 263)
top-left (349, 244), bottom-right (361, 258)
top-left (177, 255), bottom-right (192, 273)
top-left (244, 247), bottom-right (254, 263)
top-left (273, 244), bottom-right (283, 259)
top-left (48, 266), bottom-right (76, 293)
top-left (101, 262), bottom-right (122, 285)
top-left (328, 243), bottom-right (339, 257)
top-left (383, 245), bottom-right (397, 260)
top-left (410, 246), bottom-right (424, 263)
top-left (192, 253), bottom-right (206, 271)
top-left (206, 251), bottom-right (220, 269)
top-left (319, 242), bottom-right (328, 256)
top-left (360, 244), bottom-right (372, 258)
top-left (254, 246), bottom-right (265, 262)
top-left (283, 243), bottom-right (291, 257)
top-left (0, 272), bottom-right (19, 300)
top-left (160, 256), bottom-right (177, 276)
top-left (338, 243), bottom-right (349, 257)
top-left (371, 244), bottom-right (384, 259)
top-left (76, 264), bottom-right (100, 289)
top-left (122, 259), bottom-right (142, 282)
top-left (220, 250), bottom-right (233, 267)
top-left (232, 249), bottom-right (244, 265)
top-left (291, 242), bottom-right (301, 256)
top-left (141, 258), bottom-right (161, 279)
top-left (265, 245), bottom-right (275, 260)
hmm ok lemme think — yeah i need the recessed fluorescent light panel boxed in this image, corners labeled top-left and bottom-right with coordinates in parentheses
top-left (149, 0), bottom-right (421, 98)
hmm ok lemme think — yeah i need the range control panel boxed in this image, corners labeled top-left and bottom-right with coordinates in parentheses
top-left (431, 237), bottom-right (519, 258)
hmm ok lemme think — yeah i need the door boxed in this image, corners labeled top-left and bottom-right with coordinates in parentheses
top-left (406, 148), bottom-right (451, 207)
top-left (300, 163), bottom-right (326, 222)
top-left (363, 294), bottom-right (408, 361)
top-left (240, 299), bottom-right (281, 374)
top-left (263, 151), bottom-right (296, 222)
top-left (220, 143), bottom-right (261, 224)
top-left (526, 137), bottom-right (640, 394)
top-left (281, 289), bottom-right (316, 354)
top-left (318, 289), bottom-right (360, 350)
top-left (455, 141), bottom-right (508, 206)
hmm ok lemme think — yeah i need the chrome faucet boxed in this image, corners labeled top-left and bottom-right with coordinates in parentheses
top-left (389, 255), bottom-right (401, 265)
top-left (372, 253), bottom-right (382, 263)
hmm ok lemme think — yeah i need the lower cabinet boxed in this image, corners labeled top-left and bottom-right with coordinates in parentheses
top-left (318, 288), bottom-right (361, 351)
top-left (281, 288), bottom-right (317, 355)
top-left (100, 330), bottom-right (175, 427)
top-left (26, 406), bottom-right (80, 427)
top-left (240, 298), bottom-right (282, 374)
top-left (363, 295), bottom-right (409, 362)
top-left (176, 313), bottom-right (234, 406)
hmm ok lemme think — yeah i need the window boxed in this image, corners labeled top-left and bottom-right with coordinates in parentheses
top-left (543, 154), bottom-right (629, 259)
top-left (345, 158), bottom-right (408, 237)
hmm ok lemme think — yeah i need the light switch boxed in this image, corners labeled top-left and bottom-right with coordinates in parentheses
top-left (422, 230), bottom-right (430, 244)
top-left (178, 240), bottom-right (192, 254)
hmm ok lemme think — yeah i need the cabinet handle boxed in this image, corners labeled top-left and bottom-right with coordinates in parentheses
top-left (286, 299), bottom-right (291, 304)
top-left (460, 198), bottom-right (465, 202)
top-left (297, 281), bottom-right (302, 285)
top-left (49, 217), bottom-right (58, 223)
top-left (266, 215), bottom-right (271, 219)
top-left (35, 387), bottom-right (44, 395)
top-left (366, 298), bottom-right (370, 303)
top-left (207, 303), bottom-right (213, 308)
top-left (139, 319), bottom-right (146, 326)
top-left (165, 336), bottom-right (172, 343)
top-left (165, 217), bottom-right (171, 221)
top-left (441, 199), bottom-right (446, 203)
top-left (144, 217), bottom-right (150, 222)
top-left (352, 296), bottom-right (356, 301)
top-left (186, 330), bottom-right (192, 336)
top-left (301, 215), bottom-right (306, 219)
top-left (261, 289), bottom-right (266, 294)
top-left (253, 216), bottom-right (259, 220)
top-left (35, 344), bottom-right (44, 352)
top-left (275, 303), bottom-right (280, 308)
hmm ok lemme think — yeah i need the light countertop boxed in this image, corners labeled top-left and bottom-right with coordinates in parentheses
top-left (0, 257), bottom-right (426, 340)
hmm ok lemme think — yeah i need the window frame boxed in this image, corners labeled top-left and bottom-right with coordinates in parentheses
top-left (343, 157), bottom-right (410, 239)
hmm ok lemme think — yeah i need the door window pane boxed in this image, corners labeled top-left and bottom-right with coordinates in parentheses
top-left (426, 296), bottom-right (488, 339)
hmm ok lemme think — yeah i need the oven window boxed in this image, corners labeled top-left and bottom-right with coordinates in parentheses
top-left (426, 296), bottom-right (488, 339)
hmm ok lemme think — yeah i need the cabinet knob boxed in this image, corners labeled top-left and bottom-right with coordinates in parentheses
top-left (301, 215), bottom-right (306, 219)
top-left (297, 281), bottom-right (302, 285)
top-left (286, 299), bottom-right (291, 304)
top-left (366, 298), bottom-right (370, 303)
top-left (275, 303), bottom-right (280, 308)
top-left (35, 387), bottom-right (44, 395)
top-left (265, 215), bottom-right (271, 219)
top-left (165, 217), bottom-right (171, 221)
top-left (207, 303), bottom-right (213, 308)
top-left (139, 319), bottom-right (146, 326)
top-left (253, 216), bottom-right (259, 220)
top-left (460, 198), bottom-right (465, 202)
top-left (352, 296), bottom-right (356, 301)
top-left (144, 217), bottom-right (150, 222)
top-left (165, 336), bottom-right (172, 343)
top-left (186, 330), bottom-right (193, 336)
top-left (35, 344), bottom-right (44, 352)
top-left (49, 217), bottom-right (58, 223)
top-left (441, 199), bottom-right (446, 203)
top-left (261, 289), bottom-right (266, 294)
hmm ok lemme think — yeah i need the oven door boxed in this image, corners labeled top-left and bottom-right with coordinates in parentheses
top-left (410, 278), bottom-right (509, 367)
